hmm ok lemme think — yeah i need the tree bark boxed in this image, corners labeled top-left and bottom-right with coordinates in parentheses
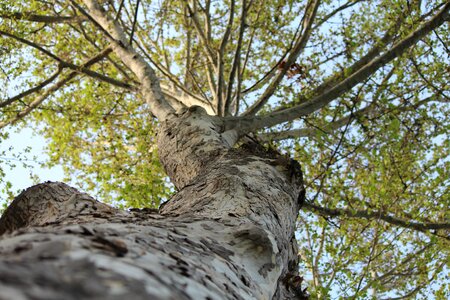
top-left (0, 107), bottom-right (306, 299)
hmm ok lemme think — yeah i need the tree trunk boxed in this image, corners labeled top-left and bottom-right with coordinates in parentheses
top-left (0, 107), bottom-right (306, 299)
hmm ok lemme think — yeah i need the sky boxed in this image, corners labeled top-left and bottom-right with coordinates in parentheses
top-left (0, 127), bottom-right (65, 205)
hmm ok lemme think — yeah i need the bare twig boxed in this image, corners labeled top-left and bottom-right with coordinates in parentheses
top-left (115, 0), bottom-right (126, 20)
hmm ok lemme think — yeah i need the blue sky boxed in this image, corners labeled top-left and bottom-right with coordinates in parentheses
top-left (0, 127), bottom-right (64, 204)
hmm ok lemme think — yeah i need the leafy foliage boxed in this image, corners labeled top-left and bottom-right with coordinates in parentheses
top-left (0, 0), bottom-right (449, 298)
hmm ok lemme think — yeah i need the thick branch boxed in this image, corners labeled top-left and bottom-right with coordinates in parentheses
top-left (78, 0), bottom-right (174, 119)
top-left (259, 92), bottom-right (448, 141)
top-left (134, 36), bottom-right (214, 113)
top-left (0, 12), bottom-right (87, 23)
top-left (305, 18), bottom-right (403, 102)
top-left (304, 203), bottom-right (450, 233)
top-left (216, 0), bottom-right (235, 116)
top-left (185, 2), bottom-right (218, 108)
top-left (271, 0), bottom-right (436, 114)
top-left (259, 68), bottom-right (394, 141)
top-left (229, 3), bottom-right (449, 134)
top-left (160, 84), bottom-right (215, 115)
top-left (185, 3), bottom-right (217, 69)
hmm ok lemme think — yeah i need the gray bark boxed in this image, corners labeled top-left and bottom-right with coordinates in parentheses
top-left (0, 107), bottom-right (306, 299)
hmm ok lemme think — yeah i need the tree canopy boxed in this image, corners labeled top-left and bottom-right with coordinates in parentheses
top-left (0, 0), bottom-right (449, 298)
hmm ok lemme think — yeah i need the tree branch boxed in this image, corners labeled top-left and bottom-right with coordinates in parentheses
top-left (352, 243), bottom-right (433, 297)
top-left (410, 56), bottom-right (450, 101)
top-left (185, 2), bottom-right (218, 106)
top-left (216, 0), bottom-right (236, 116)
top-left (185, 2), bottom-right (217, 68)
top-left (133, 33), bottom-right (215, 113)
top-left (77, 0), bottom-right (174, 119)
top-left (238, 4), bottom-right (261, 95)
top-left (273, 0), bottom-right (441, 114)
top-left (129, 0), bottom-right (140, 45)
top-left (229, 3), bottom-right (450, 134)
top-left (0, 68), bottom-right (62, 108)
top-left (183, 5), bottom-right (193, 88)
top-left (240, 4), bottom-right (304, 97)
top-left (74, 23), bottom-right (135, 82)
top-left (224, 0), bottom-right (247, 116)
top-left (0, 12), bottom-right (87, 23)
top-left (0, 48), bottom-right (112, 129)
top-left (259, 67), bottom-right (396, 141)
top-left (312, 0), bottom-right (365, 31)
top-left (0, 30), bottom-right (132, 90)
top-left (304, 202), bottom-right (450, 233)
top-left (302, 6), bottom-right (406, 101)
top-left (259, 91), bottom-right (448, 141)
top-left (243, 0), bottom-right (321, 116)
top-left (0, 30), bottom-right (64, 63)
top-left (159, 84), bottom-right (215, 115)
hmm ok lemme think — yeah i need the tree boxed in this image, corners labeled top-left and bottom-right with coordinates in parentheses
top-left (0, 0), bottom-right (449, 298)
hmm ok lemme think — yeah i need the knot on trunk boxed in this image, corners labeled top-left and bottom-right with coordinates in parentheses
top-left (232, 224), bottom-right (279, 277)
top-left (238, 137), bottom-right (306, 208)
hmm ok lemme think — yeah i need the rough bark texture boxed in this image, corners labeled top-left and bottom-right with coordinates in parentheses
top-left (0, 107), bottom-right (306, 299)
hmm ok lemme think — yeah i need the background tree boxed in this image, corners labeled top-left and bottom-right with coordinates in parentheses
top-left (0, 0), bottom-right (449, 298)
